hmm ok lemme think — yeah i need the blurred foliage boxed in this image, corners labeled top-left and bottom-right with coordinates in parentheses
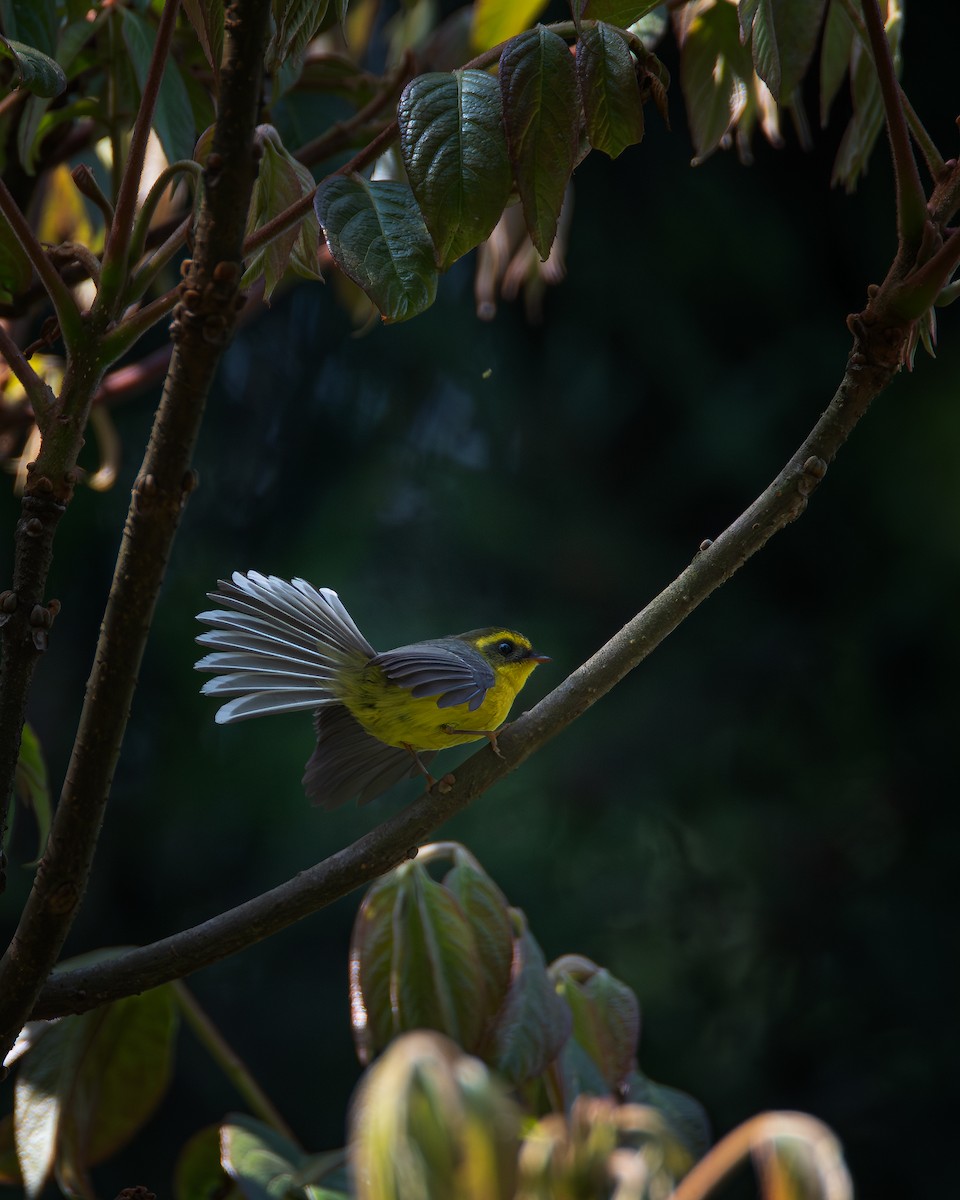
top-left (2, 0), bottom-right (960, 1198)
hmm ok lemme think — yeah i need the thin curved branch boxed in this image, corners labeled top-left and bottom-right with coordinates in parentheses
top-left (0, 0), bottom-right (273, 1060)
top-left (30, 299), bottom-right (910, 1021)
top-left (0, 323), bottom-right (55, 425)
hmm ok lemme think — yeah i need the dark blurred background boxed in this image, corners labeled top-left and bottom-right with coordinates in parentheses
top-left (3, 5), bottom-right (959, 1198)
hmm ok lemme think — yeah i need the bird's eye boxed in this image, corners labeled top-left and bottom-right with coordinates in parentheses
top-left (497, 639), bottom-right (515, 657)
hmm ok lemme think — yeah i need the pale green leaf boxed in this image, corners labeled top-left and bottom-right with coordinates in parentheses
top-left (12, 723), bottom-right (50, 865)
top-left (677, 0), bottom-right (753, 164)
top-left (581, 0), bottom-right (662, 27)
top-left (471, 0), bottom-right (550, 52)
top-left (746, 0), bottom-right (828, 103)
top-left (399, 69), bottom-right (512, 270)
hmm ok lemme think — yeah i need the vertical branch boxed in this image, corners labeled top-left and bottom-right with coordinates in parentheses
top-left (0, 0), bottom-right (272, 1060)
top-left (860, 0), bottom-right (927, 250)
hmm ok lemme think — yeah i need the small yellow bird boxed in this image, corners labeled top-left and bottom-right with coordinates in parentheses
top-left (196, 571), bottom-right (549, 809)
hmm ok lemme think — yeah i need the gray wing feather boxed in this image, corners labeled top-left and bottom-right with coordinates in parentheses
top-left (303, 704), bottom-right (436, 809)
top-left (372, 642), bottom-right (494, 713)
top-left (196, 571), bottom-right (375, 724)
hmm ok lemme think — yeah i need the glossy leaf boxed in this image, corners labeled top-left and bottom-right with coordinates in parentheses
top-left (580, 1), bottom-right (662, 26)
top-left (13, 988), bottom-right (178, 1198)
top-left (471, 0), bottom-right (550, 52)
top-left (740, 0), bottom-right (827, 103)
top-left (266, 0), bottom-right (328, 74)
top-left (12, 723), bottom-right (51, 865)
top-left (399, 70), bottom-right (512, 270)
top-left (314, 175), bottom-right (437, 322)
top-left (121, 9), bottom-right (196, 166)
top-left (576, 22), bottom-right (645, 159)
top-left (551, 956), bottom-right (640, 1090)
top-left (181, 0), bottom-right (225, 80)
top-left (499, 25), bottom-right (579, 259)
top-left (487, 910), bottom-right (572, 1085)
top-left (0, 36), bottom-right (66, 98)
top-left (676, 0), bottom-right (753, 164)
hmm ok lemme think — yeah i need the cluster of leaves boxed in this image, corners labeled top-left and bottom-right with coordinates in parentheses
top-left (0, 844), bottom-right (713, 1199)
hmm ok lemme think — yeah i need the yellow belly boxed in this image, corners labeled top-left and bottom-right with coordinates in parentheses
top-left (340, 663), bottom-right (520, 751)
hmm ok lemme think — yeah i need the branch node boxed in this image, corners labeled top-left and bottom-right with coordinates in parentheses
top-left (698, 538), bottom-right (713, 552)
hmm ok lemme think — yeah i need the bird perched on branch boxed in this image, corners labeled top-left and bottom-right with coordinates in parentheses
top-left (196, 571), bottom-right (549, 810)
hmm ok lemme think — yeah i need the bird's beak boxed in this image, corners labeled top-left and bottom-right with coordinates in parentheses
top-left (531, 652), bottom-right (551, 663)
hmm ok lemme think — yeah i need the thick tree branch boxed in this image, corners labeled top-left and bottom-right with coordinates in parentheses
top-left (0, 0), bottom-right (273, 1060)
top-left (30, 298), bottom-right (910, 1020)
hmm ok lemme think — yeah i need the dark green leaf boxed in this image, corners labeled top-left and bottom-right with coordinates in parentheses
top-left (0, 37), bottom-right (66, 98)
top-left (743, 0), bottom-right (827, 104)
top-left (676, 0), bottom-right (753, 164)
top-left (819, 0), bottom-right (854, 127)
top-left (442, 854), bottom-right (514, 1017)
top-left (266, 0), bottom-right (329, 75)
top-left (551, 956), bottom-right (639, 1090)
top-left (580, 1), bottom-right (662, 27)
top-left (121, 9), bottom-right (197, 166)
top-left (499, 25), bottom-right (579, 259)
top-left (399, 69), bottom-right (512, 271)
top-left (13, 987), bottom-right (178, 1198)
top-left (0, 210), bottom-right (34, 303)
top-left (181, 0), bottom-right (225, 81)
top-left (12, 723), bottom-right (50, 865)
top-left (576, 22), bottom-right (645, 159)
top-left (314, 175), bottom-right (437, 322)
top-left (487, 910), bottom-right (572, 1085)
top-left (623, 1069), bottom-right (712, 1161)
top-left (0, 0), bottom-right (57, 56)
top-left (556, 1036), bottom-right (612, 1104)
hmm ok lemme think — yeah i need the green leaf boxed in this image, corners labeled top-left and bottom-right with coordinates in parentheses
top-left (314, 175), bottom-right (437, 322)
top-left (623, 1069), bottom-right (712, 1161)
top-left (12, 723), bottom-right (51, 865)
top-left (181, 0), bottom-right (225, 81)
top-left (442, 853), bottom-right (514, 1018)
top-left (266, 0), bottom-right (329, 75)
top-left (741, 0), bottom-right (827, 104)
top-left (0, 0), bottom-right (57, 55)
top-left (486, 910), bottom-right (572, 1085)
top-left (0, 37), bottom-right (66, 98)
top-left (580, 1), bottom-right (662, 26)
top-left (499, 25), bottom-right (579, 259)
top-left (576, 22), bottom-right (645, 159)
top-left (0, 1115), bottom-right (22, 1188)
top-left (399, 69), bottom-right (512, 271)
top-left (349, 870), bottom-right (398, 1063)
top-left (121, 9), bottom-right (197, 166)
top-left (677, 0), bottom-right (753, 164)
top-left (0, 209), bottom-right (34, 303)
top-left (13, 987), bottom-right (178, 1198)
top-left (471, 0), bottom-right (550, 52)
top-left (551, 956), bottom-right (640, 1090)
top-left (819, 0), bottom-right (854, 127)
top-left (221, 1115), bottom-right (305, 1200)
top-left (175, 1125), bottom-right (237, 1200)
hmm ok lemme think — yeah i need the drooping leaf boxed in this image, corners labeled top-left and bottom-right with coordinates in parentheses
top-left (471, 0), bottom-right (550, 52)
top-left (181, 0), bottom-right (225, 81)
top-left (314, 175), bottom-right (437, 321)
top-left (266, 0), bottom-right (328, 75)
top-left (0, 210), bottom-right (34, 304)
top-left (399, 69), bottom-right (512, 270)
top-left (12, 723), bottom-right (51, 865)
top-left (576, 22), bottom-right (645, 159)
top-left (442, 852), bottom-right (514, 1018)
top-left (623, 1069), bottom-right (712, 1161)
top-left (0, 36), bottom-right (66, 98)
top-left (487, 910), bottom-right (572, 1085)
top-left (175, 1125), bottom-right (235, 1200)
top-left (551, 956), bottom-right (640, 1091)
top-left (675, 0), bottom-right (753, 164)
top-left (819, 0), bottom-right (854, 127)
top-left (13, 988), bottom-right (178, 1198)
top-left (0, 0), bottom-right (57, 55)
top-left (580, 0), bottom-right (662, 27)
top-left (121, 9), bottom-right (197, 166)
top-left (499, 25), bottom-right (580, 259)
top-left (221, 1115), bottom-right (306, 1200)
top-left (741, 0), bottom-right (827, 104)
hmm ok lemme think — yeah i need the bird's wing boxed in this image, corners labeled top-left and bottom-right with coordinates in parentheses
top-left (196, 571), bottom-right (374, 722)
top-left (304, 704), bottom-right (436, 809)
top-left (371, 641), bottom-right (496, 713)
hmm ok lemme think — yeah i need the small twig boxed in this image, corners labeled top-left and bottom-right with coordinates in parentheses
top-left (96, 0), bottom-right (183, 315)
top-left (0, 323), bottom-right (56, 426)
top-left (174, 982), bottom-right (300, 1144)
top-left (100, 286), bottom-right (180, 362)
top-left (0, 178), bottom-right (83, 347)
top-left (127, 162), bottom-right (201, 271)
top-left (125, 214), bottom-right (193, 305)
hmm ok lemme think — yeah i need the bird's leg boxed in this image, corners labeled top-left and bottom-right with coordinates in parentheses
top-left (440, 724), bottom-right (505, 758)
top-left (402, 743), bottom-right (455, 792)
